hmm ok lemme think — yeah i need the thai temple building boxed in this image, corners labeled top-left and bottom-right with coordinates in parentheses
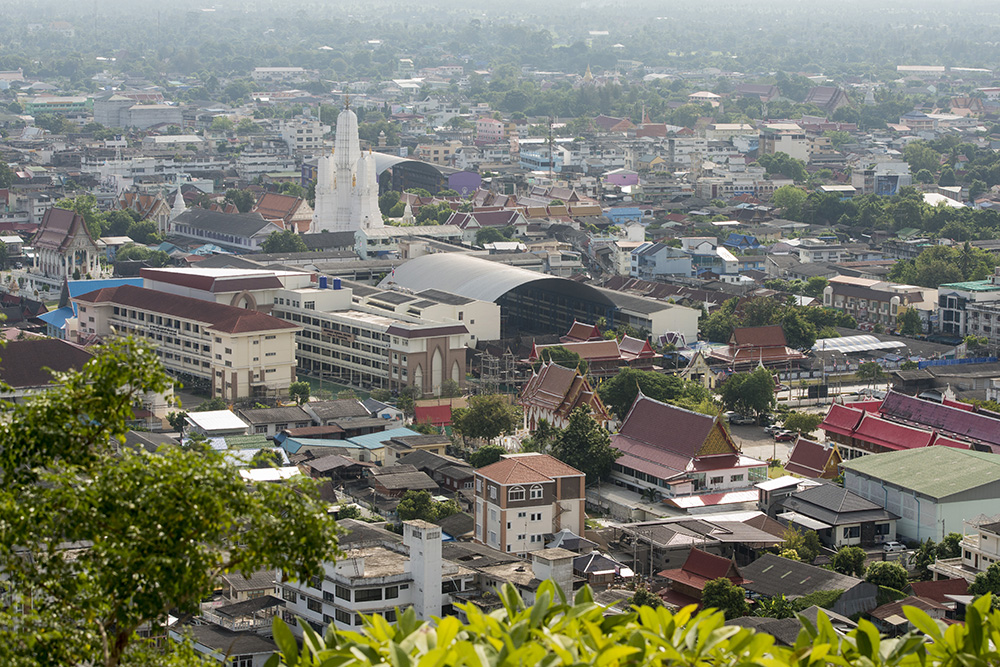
top-left (310, 101), bottom-right (382, 234)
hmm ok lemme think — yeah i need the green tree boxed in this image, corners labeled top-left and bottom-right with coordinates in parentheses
top-left (754, 594), bottom-right (795, 619)
top-left (521, 418), bottom-right (561, 454)
top-left (551, 407), bottom-right (618, 482)
top-left (476, 226), bottom-right (513, 245)
top-left (0, 160), bottom-right (12, 189)
top-left (262, 230), bottom-right (309, 253)
top-left (166, 410), bottom-right (188, 435)
top-left (911, 539), bottom-right (938, 581)
top-left (782, 526), bottom-right (822, 563)
top-left (937, 532), bottom-right (963, 559)
top-left (628, 584), bottom-right (662, 609)
top-left (965, 335), bottom-right (989, 355)
top-left (250, 448), bottom-right (283, 468)
top-left (192, 396), bottom-right (228, 412)
top-left (289, 380), bottom-right (310, 405)
top-left (210, 115), bottom-right (235, 132)
top-left (701, 577), bottom-right (750, 620)
top-left (396, 490), bottom-right (460, 523)
top-left (903, 141), bottom-right (941, 174)
top-left (439, 378), bottom-right (462, 398)
top-left (597, 367), bottom-right (709, 419)
top-left (781, 309), bottom-right (818, 349)
top-left (831, 546), bottom-right (867, 577)
top-left (771, 185), bottom-right (808, 219)
top-left (865, 561), bottom-right (909, 591)
top-left (857, 361), bottom-right (885, 390)
top-left (534, 345), bottom-right (588, 374)
top-left (379, 190), bottom-right (401, 215)
top-left (0, 338), bottom-right (341, 667)
top-left (803, 277), bottom-right (829, 299)
top-left (939, 167), bottom-right (956, 187)
top-left (915, 169), bottom-right (935, 184)
top-left (970, 562), bottom-right (1000, 598)
top-left (451, 394), bottom-right (521, 444)
top-left (55, 195), bottom-right (104, 238)
top-left (223, 188), bottom-right (256, 213)
top-left (718, 367), bottom-right (775, 421)
top-left (782, 412), bottom-right (824, 436)
top-left (896, 307), bottom-right (923, 336)
top-left (125, 219), bottom-right (161, 245)
top-left (469, 443), bottom-right (506, 468)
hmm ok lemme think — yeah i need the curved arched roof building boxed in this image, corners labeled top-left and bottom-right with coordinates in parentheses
top-left (379, 254), bottom-right (698, 341)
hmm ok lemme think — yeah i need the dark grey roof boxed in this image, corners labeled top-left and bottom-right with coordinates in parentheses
top-left (175, 623), bottom-right (277, 655)
top-left (372, 471), bottom-right (438, 490)
top-left (740, 554), bottom-right (865, 599)
top-left (435, 511), bottom-right (475, 537)
top-left (303, 231), bottom-right (357, 250)
top-left (438, 464), bottom-right (475, 479)
top-left (371, 464), bottom-right (419, 476)
top-left (442, 540), bottom-right (520, 567)
top-left (726, 617), bottom-right (802, 646)
top-left (173, 208), bottom-right (276, 237)
top-left (124, 430), bottom-right (179, 453)
top-left (237, 405), bottom-right (311, 424)
top-left (221, 569), bottom-right (277, 591)
top-left (778, 484), bottom-right (898, 526)
top-left (397, 450), bottom-right (467, 473)
top-left (390, 434), bottom-right (450, 447)
top-left (417, 288), bottom-right (475, 306)
top-left (306, 453), bottom-right (361, 472)
top-left (308, 399), bottom-right (371, 420)
top-left (336, 518), bottom-right (403, 547)
top-left (980, 521), bottom-right (1000, 535)
top-left (369, 291), bottom-right (417, 305)
top-left (214, 594), bottom-right (284, 618)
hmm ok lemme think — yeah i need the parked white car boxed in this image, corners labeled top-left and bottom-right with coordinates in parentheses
top-left (883, 541), bottom-right (906, 552)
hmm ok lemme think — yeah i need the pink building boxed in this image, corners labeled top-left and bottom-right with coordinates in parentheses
top-left (475, 117), bottom-right (505, 146)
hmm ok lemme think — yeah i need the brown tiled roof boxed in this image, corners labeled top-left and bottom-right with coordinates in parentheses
top-left (0, 338), bottom-right (92, 388)
top-left (476, 453), bottom-right (584, 485)
top-left (74, 284), bottom-right (299, 334)
top-left (617, 394), bottom-right (719, 459)
top-left (139, 268), bottom-right (283, 293)
top-left (519, 362), bottom-right (609, 422)
top-left (908, 578), bottom-right (968, 603)
top-left (731, 325), bottom-right (787, 347)
top-left (533, 339), bottom-right (622, 362)
top-left (785, 437), bottom-right (840, 479)
top-left (34, 207), bottom-right (95, 252)
top-left (562, 321), bottom-right (602, 342)
top-left (659, 548), bottom-right (746, 591)
top-left (254, 192), bottom-right (303, 222)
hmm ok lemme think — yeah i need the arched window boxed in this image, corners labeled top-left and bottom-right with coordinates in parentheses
top-left (508, 486), bottom-right (525, 502)
top-left (529, 485), bottom-right (543, 500)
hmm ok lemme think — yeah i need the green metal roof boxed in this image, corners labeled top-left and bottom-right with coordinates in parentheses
top-left (939, 280), bottom-right (1000, 292)
top-left (841, 447), bottom-right (1000, 500)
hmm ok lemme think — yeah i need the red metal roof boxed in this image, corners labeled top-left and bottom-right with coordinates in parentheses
top-left (819, 404), bottom-right (865, 437)
top-left (843, 400), bottom-right (884, 413)
top-left (414, 404), bottom-right (452, 426)
top-left (880, 391), bottom-right (1000, 450)
top-left (853, 413), bottom-right (935, 451)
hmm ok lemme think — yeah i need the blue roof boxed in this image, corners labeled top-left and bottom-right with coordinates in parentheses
top-left (280, 437), bottom-right (360, 455)
top-left (346, 427), bottom-right (418, 450)
top-left (38, 305), bottom-right (74, 330)
top-left (67, 278), bottom-right (143, 299)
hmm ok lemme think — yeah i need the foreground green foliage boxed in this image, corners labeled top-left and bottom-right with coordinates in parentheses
top-left (269, 582), bottom-right (1000, 667)
top-left (0, 338), bottom-right (342, 667)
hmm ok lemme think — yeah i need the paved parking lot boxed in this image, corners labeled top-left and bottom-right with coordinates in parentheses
top-left (728, 424), bottom-right (793, 463)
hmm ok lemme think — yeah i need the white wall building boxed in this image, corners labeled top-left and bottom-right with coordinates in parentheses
top-left (311, 105), bottom-right (382, 234)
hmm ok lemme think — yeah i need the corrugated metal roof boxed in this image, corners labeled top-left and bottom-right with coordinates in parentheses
top-left (380, 253), bottom-right (615, 305)
top-left (841, 447), bottom-right (1000, 499)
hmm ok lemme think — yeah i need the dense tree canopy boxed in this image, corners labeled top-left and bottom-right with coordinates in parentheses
top-left (597, 367), bottom-right (711, 418)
